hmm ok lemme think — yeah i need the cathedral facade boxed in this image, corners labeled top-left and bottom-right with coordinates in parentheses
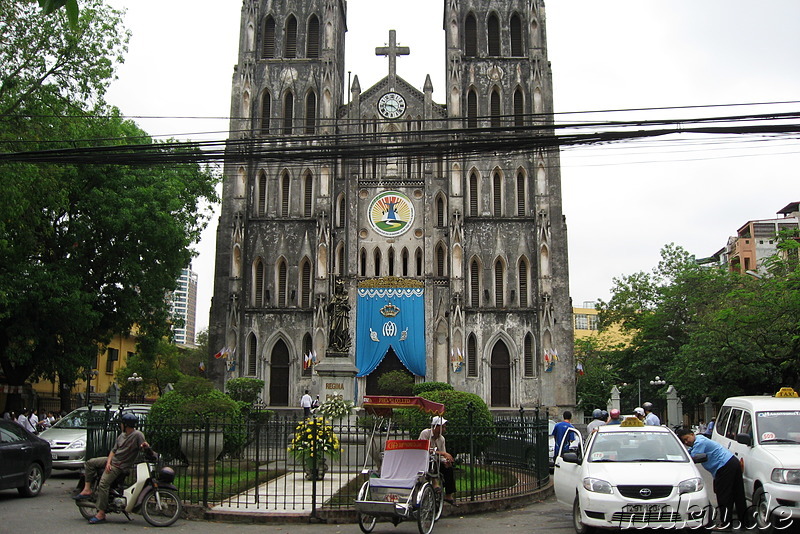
top-left (209, 0), bottom-right (575, 412)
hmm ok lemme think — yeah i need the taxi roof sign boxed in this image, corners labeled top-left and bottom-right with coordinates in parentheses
top-left (775, 387), bottom-right (798, 398)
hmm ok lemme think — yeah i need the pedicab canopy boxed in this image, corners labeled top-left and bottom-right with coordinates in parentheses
top-left (362, 395), bottom-right (445, 417)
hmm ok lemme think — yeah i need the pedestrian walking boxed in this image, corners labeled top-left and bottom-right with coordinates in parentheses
top-left (300, 390), bottom-right (313, 418)
top-left (551, 411), bottom-right (575, 459)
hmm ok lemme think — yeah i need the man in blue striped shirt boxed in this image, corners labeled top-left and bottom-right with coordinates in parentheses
top-left (677, 428), bottom-right (748, 530)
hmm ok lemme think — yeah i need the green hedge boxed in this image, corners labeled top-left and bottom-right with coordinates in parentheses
top-left (412, 382), bottom-right (454, 395)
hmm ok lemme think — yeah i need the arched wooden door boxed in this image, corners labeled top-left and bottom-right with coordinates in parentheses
top-left (490, 340), bottom-right (511, 407)
top-left (269, 339), bottom-right (290, 406)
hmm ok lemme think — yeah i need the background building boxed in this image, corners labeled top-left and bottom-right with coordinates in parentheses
top-left (171, 267), bottom-right (199, 346)
top-left (209, 0), bottom-right (574, 413)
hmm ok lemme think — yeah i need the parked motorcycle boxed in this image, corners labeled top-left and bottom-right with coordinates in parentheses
top-left (75, 447), bottom-right (182, 527)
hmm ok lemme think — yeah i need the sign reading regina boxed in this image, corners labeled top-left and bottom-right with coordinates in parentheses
top-left (369, 191), bottom-right (414, 237)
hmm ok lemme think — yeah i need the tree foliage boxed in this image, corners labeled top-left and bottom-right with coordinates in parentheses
top-left (0, 1), bottom-right (219, 401)
top-left (592, 242), bottom-right (800, 411)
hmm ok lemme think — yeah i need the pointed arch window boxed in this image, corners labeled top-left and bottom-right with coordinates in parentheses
top-left (415, 248), bottom-right (423, 277)
top-left (436, 195), bottom-right (445, 227)
top-left (388, 247), bottom-right (395, 276)
top-left (283, 92), bottom-right (294, 135)
top-left (262, 16), bottom-right (275, 59)
top-left (510, 13), bottom-right (524, 56)
top-left (467, 89), bottom-right (478, 128)
top-left (492, 170), bottom-right (502, 216)
top-left (373, 248), bottom-right (382, 276)
top-left (277, 259), bottom-right (288, 306)
top-left (469, 171), bottom-right (479, 216)
top-left (467, 334), bottom-right (478, 377)
top-left (470, 259), bottom-right (480, 306)
top-left (254, 259), bottom-right (265, 307)
top-left (261, 91), bottom-right (271, 134)
top-left (300, 260), bottom-right (312, 307)
top-left (280, 171), bottom-right (290, 216)
top-left (305, 92), bottom-right (317, 134)
top-left (302, 333), bottom-right (313, 376)
top-left (524, 333), bottom-right (534, 377)
top-left (490, 88), bottom-right (501, 128)
top-left (518, 258), bottom-right (529, 307)
top-left (336, 243), bottom-right (344, 275)
top-left (248, 333), bottom-right (258, 376)
top-left (401, 248), bottom-right (409, 277)
top-left (516, 169), bottom-right (526, 216)
top-left (285, 15), bottom-right (297, 58)
top-left (306, 15), bottom-right (320, 58)
top-left (303, 170), bottom-right (313, 217)
top-left (487, 13), bottom-right (501, 56)
top-left (436, 244), bottom-right (446, 277)
top-left (513, 88), bottom-right (524, 127)
top-left (360, 248), bottom-right (367, 276)
top-left (494, 260), bottom-right (505, 307)
top-left (257, 170), bottom-right (267, 215)
top-left (465, 13), bottom-right (477, 57)
top-left (337, 194), bottom-right (345, 227)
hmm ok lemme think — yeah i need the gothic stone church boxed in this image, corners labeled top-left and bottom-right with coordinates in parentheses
top-left (208, 0), bottom-right (575, 413)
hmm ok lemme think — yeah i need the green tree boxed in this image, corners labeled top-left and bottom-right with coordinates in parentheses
top-left (0, 2), bottom-right (218, 410)
top-left (116, 339), bottom-right (182, 398)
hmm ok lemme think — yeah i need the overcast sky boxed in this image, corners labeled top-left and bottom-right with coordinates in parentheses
top-left (104, 0), bottom-right (800, 333)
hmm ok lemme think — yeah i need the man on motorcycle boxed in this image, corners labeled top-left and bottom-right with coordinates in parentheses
top-left (73, 412), bottom-right (149, 524)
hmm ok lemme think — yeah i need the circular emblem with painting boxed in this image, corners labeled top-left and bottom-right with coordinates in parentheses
top-left (368, 191), bottom-right (415, 237)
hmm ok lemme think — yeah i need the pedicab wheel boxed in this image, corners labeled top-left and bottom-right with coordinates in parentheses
top-left (141, 488), bottom-right (182, 527)
top-left (433, 487), bottom-right (443, 521)
top-left (357, 481), bottom-right (377, 534)
top-left (417, 484), bottom-right (436, 534)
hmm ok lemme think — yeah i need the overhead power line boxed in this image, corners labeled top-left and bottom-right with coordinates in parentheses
top-left (1, 110), bottom-right (799, 166)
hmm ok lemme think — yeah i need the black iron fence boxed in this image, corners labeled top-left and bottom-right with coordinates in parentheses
top-left (86, 407), bottom-right (550, 514)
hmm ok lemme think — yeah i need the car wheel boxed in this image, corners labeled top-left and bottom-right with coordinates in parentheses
top-left (17, 463), bottom-right (44, 497)
top-left (752, 486), bottom-right (793, 533)
top-left (572, 496), bottom-right (595, 534)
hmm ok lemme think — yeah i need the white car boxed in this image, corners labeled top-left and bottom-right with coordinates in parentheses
top-left (554, 423), bottom-right (710, 533)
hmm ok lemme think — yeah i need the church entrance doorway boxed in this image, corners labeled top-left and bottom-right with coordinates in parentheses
top-left (269, 339), bottom-right (290, 406)
top-left (365, 347), bottom-right (414, 395)
top-left (490, 340), bottom-right (511, 407)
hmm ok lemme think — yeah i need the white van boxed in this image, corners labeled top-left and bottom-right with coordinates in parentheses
top-left (712, 388), bottom-right (800, 531)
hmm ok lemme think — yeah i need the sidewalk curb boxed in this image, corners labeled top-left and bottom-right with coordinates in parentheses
top-left (193, 481), bottom-right (554, 524)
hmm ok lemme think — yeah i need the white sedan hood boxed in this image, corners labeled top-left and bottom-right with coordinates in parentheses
top-left (587, 461), bottom-right (698, 486)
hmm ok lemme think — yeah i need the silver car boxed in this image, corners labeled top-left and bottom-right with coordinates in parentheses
top-left (39, 404), bottom-right (150, 470)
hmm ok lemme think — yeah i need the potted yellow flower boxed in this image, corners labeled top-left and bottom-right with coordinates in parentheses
top-left (287, 417), bottom-right (342, 480)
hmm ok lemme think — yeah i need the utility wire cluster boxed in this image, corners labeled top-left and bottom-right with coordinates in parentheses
top-left (0, 107), bottom-right (798, 166)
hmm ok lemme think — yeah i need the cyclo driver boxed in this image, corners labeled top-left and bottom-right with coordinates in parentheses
top-left (73, 412), bottom-right (149, 524)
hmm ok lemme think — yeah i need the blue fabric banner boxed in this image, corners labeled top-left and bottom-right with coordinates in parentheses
top-left (355, 286), bottom-right (426, 377)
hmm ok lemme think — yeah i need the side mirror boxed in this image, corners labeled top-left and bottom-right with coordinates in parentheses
top-left (692, 453), bottom-right (708, 464)
top-left (562, 452), bottom-right (581, 464)
top-left (736, 433), bottom-right (753, 447)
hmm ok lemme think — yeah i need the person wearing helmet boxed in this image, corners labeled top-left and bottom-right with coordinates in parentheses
top-left (419, 415), bottom-right (457, 506)
top-left (642, 401), bottom-right (661, 425)
top-left (607, 408), bottom-right (622, 425)
top-left (586, 408), bottom-right (606, 434)
top-left (73, 411), bottom-right (149, 524)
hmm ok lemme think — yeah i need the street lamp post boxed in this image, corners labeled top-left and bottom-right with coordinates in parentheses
top-left (127, 372), bottom-right (143, 403)
top-left (86, 370), bottom-right (99, 406)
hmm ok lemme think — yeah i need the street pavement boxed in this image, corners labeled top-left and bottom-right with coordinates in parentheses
top-left (0, 469), bottom-right (575, 534)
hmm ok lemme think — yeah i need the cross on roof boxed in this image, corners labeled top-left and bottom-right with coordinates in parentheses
top-left (375, 30), bottom-right (409, 87)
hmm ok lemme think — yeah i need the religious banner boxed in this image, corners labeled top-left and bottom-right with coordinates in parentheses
top-left (356, 277), bottom-right (425, 377)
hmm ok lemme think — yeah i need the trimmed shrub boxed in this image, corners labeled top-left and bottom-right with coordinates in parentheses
top-left (377, 370), bottom-right (414, 395)
top-left (226, 377), bottom-right (265, 404)
top-left (412, 382), bottom-right (454, 395)
top-left (398, 389), bottom-right (495, 457)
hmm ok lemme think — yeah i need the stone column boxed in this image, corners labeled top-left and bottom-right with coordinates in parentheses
top-left (666, 385), bottom-right (682, 427)
top-left (608, 385), bottom-right (621, 412)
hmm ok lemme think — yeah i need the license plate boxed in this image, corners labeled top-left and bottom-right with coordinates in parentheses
top-left (623, 504), bottom-right (663, 513)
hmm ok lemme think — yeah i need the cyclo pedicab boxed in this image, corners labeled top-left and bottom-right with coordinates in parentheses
top-left (355, 395), bottom-right (447, 534)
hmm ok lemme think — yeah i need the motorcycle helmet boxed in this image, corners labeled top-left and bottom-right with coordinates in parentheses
top-left (158, 466), bottom-right (176, 484)
top-left (120, 412), bottom-right (139, 428)
top-left (642, 402), bottom-right (654, 412)
top-left (600, 410), bottom-right (609, 420)
top-left (591, 408), bottom-right (603, 420)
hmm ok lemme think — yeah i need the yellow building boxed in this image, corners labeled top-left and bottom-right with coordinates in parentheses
top-left (573, 302), bottom-right (630, 345)
top-left (30, 329), bottom-right (139, 411)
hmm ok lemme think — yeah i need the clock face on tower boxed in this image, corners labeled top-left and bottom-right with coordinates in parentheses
top-left (377, 92), bottom-right (406, 119)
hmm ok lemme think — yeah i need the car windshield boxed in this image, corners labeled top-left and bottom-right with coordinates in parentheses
top-left (588, 431), bottom-right (688, 463)
top-left (756, 411), bottom-right (800, 444)
top-left (52, 410), bottom-right (89, 429)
